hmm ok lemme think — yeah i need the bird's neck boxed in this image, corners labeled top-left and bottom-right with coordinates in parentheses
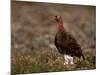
top-left (57, 21), bottom-right (64, 32)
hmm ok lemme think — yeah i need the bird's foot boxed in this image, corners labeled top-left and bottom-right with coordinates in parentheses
top-left (64, 62), bottom-right (68, 65)
top-left (64, 62), bottom-right (74, 65)
top-left (70, 61), bottom-right (74, 65)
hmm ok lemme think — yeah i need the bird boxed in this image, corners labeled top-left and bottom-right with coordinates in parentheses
top-left (54, 16), bottom-right (85, 65)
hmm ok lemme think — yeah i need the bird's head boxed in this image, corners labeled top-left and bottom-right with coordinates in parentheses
top-left (55, 16), bottom-right (62, 22)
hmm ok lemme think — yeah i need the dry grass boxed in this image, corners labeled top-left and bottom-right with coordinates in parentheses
top-left (11, 48), bottom-right (96, 74)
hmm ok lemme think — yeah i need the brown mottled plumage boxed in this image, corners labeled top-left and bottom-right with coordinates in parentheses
top-left (55, 16), bottom-right (85, 60)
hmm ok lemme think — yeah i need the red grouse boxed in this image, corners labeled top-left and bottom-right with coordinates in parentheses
top-left (54, 16), bottom-right (85, 65)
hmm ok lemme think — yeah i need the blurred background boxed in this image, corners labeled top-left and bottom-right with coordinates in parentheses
top-left (11, 1), bottom-right (96, 74)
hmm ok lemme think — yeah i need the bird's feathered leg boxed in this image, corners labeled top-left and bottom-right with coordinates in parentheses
top-left (64, 54), bottom-right (74, 65)
top-left (64, 54), bottom-right (69, 65)
top-left (69, 56), bottom-right (74, 64)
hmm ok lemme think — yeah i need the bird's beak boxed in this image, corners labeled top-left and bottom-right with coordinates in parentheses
top-left (55, 16), bottom-right (59, 22)
top-left (55, 16), bottom-right (57, 21)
